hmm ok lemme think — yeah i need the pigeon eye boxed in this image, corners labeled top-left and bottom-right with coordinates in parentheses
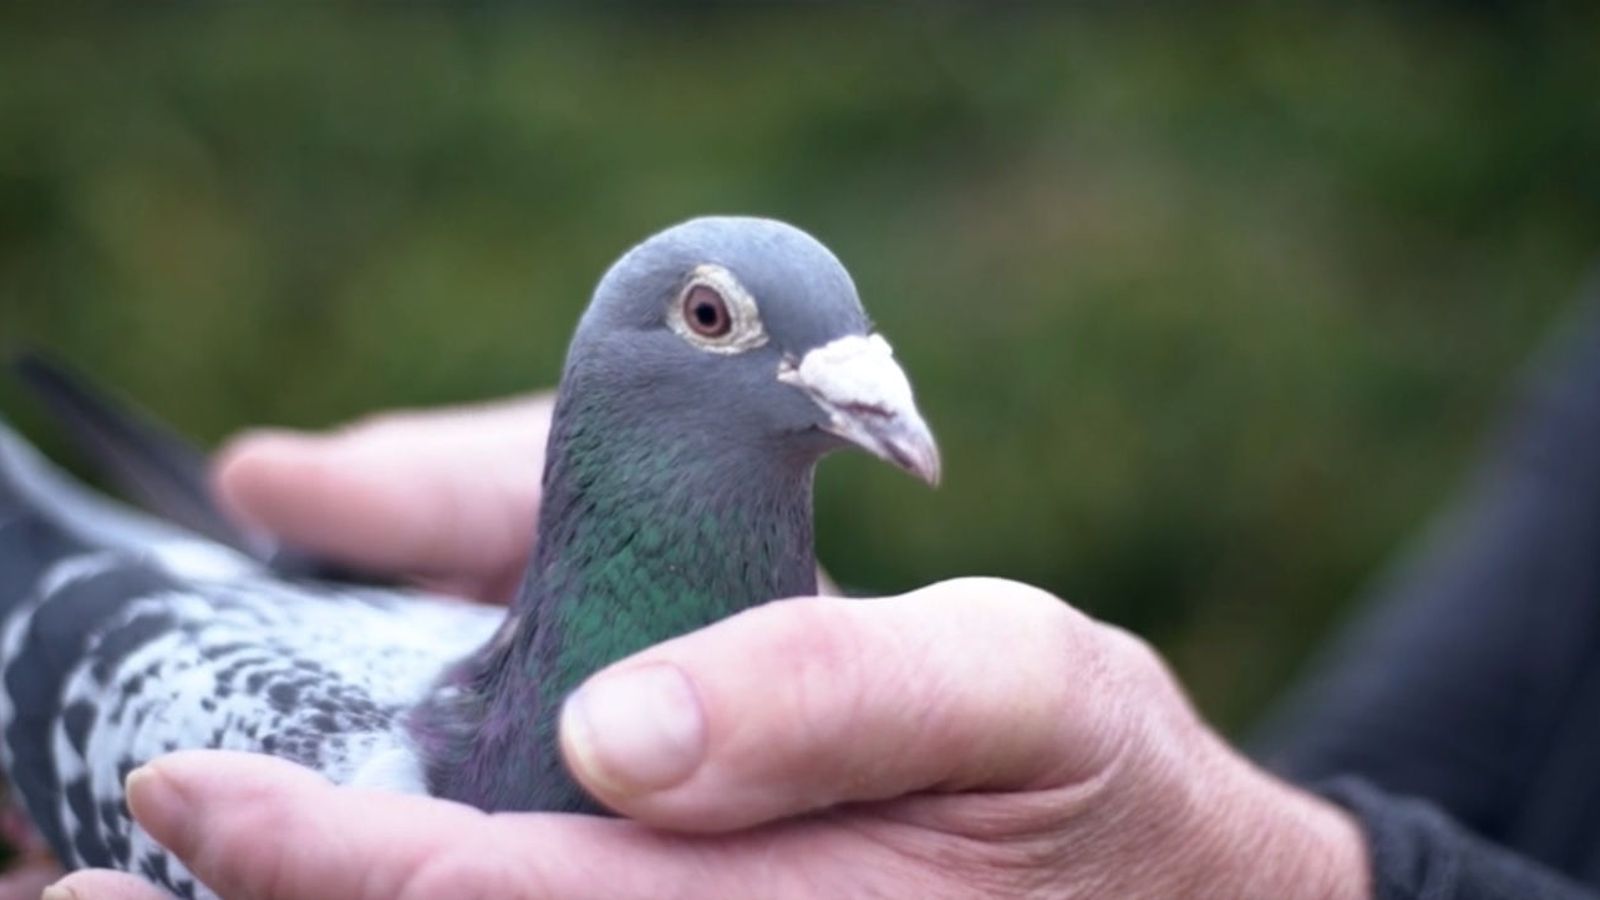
top-left (668, 264), bottom-right (769, 354)
top-left (683, 285), bottom-right (731, 338)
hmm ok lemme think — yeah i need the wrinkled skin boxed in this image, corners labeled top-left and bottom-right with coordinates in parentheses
top-left (9, 396), bottom-right (1368, 900)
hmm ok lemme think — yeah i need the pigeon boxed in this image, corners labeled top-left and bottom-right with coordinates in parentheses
top-left (0, 216), bottom-right (940, 898)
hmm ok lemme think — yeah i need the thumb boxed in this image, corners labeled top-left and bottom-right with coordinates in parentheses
top-left (559, 577), bottom-right (1138, 832)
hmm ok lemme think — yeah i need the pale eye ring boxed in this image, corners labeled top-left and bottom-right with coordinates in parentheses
top-left (683, 284), bottom-right (731, 338)
top-left (668, 264), bottom-right (769, 354)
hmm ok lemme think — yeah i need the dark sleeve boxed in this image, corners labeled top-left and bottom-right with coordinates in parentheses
top-left (1312, 778), bottom-right (1598, 900)
top-left (1252, 287), bottom-right (1600, 896)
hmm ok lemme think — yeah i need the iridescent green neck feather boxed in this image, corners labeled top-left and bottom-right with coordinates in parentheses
top-left (414, 386), bottom-right (819, 812)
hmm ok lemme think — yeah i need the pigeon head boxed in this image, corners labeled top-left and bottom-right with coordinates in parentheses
top-left (419, 217), bottom-right (942, 814)
top-left (563, 216), bottom-right (940, 484)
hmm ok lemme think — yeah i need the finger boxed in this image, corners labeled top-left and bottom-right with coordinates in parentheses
top-left (129, 751), bottom-right (919, 900)
top-left (43, 869), bottom-right (171, 900)
top-left (0, 863), bottom-right (61, 900)
top-left (561, 577), bottom-right (1136, 831)
top-left (128, 752), bottom-right (501, 900)
top-left (213, 397), bottom-right (550, 595)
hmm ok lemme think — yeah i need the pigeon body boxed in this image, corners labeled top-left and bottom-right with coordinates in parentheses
top-left (0, 217), bottom-right (938, 896)
top-left (0, 425), bottom-right (504, 897)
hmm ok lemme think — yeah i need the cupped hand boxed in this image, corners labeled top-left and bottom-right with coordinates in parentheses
top-left (43, 397), bottom-right (1370, 899)
top-left (214, 396), bottom-right (554, 603)
top-left (51, 578), bottom-right (1368, 899)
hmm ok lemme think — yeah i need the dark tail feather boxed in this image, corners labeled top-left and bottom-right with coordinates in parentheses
top-left (12, 351), bottom-right (251, 554)
top-left (10, 352), bottom-right (380, 584)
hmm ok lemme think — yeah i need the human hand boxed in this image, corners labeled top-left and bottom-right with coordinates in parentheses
top-left (214, 395), bottom-right (554, 603)
top-left (49, 577), bottom-right (1369, 899)
top-left (43, 396), bottom-right (1368, 898)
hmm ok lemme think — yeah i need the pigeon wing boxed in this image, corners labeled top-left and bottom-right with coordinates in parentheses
top-left (0, 417), bottom-right (497, 897)
top-left (1, 553), bottom-right (497, 898)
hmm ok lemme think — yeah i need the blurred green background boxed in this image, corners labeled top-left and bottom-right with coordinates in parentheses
top-left (2, 5), bottom-right (1598, 745)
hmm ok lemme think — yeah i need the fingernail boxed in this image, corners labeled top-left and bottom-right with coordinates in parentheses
top-left (561, 662), bottom-right (707, 796)
top-left (125, 765), bottom-right (188, 842)
top-left (41, 883), bottom-right (78, 900)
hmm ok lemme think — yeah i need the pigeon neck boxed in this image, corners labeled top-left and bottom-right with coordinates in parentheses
top-left (416, 391), bottom-right (818, 812)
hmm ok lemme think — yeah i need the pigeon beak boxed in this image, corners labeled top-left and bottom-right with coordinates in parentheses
top-left (778, 333), bottom-right (942, 486)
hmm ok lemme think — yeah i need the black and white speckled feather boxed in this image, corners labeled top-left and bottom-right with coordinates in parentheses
top-left (0, 424), bottom-right (498, 898)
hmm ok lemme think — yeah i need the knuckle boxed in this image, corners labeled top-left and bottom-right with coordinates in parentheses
top-left (928, 577), bottom-right (1094, 658)
top-left (1095, 623), bottom-right (1173, 694)
top-left (962, 583), bottom-right (1169, 786)
top-left (934, 577), bottom-right (1066, 615)
top-left (972, 579), bottom-right (1162, 703)
top-left (976, 580), bottom-right (1096, 685)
